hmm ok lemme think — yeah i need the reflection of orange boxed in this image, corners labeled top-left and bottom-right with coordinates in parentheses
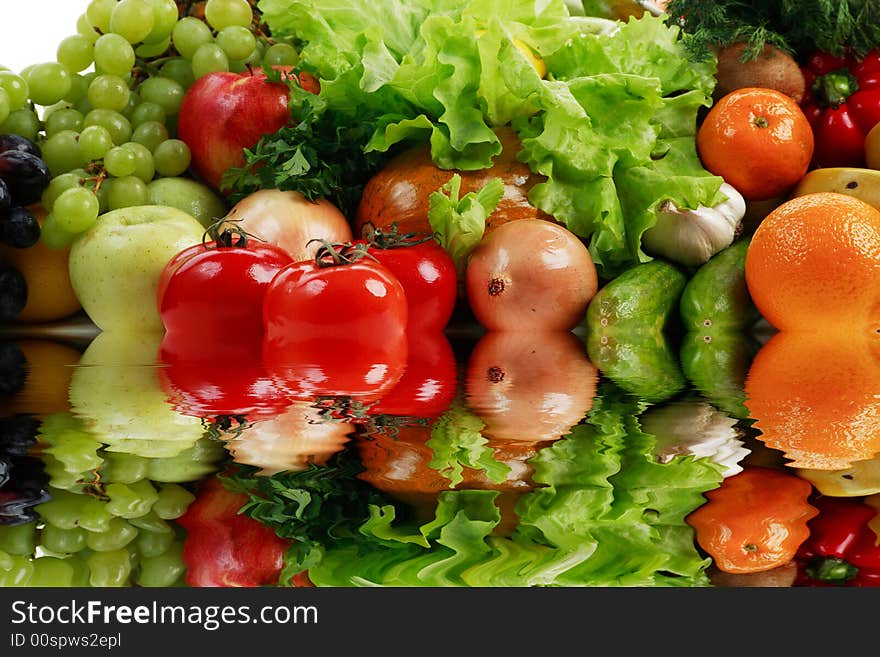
top-left (0, 339), bottom-right (81, 417)
top-left (745, 193), bottom-right (880, 333)
top-left (744, 331), bottom-right (880, 470)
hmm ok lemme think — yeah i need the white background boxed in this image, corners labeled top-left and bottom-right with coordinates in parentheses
top-left (0, 2), bottom-right (91, 74)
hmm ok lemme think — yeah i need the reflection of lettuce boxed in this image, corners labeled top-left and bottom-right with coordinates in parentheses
top-left (257, 0), bottom-right (722, 277)
top-left (228, 381), bottom-right (724, 586)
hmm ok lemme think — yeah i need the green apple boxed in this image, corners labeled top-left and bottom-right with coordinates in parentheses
top-left (68, 330), bottom-right (205, 459)
top-left (69, 205), bottom-right (206, 332)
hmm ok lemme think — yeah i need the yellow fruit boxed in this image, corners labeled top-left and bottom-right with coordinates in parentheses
top-left (797, 456), bottom-right (880, 497)
top-left (866, 121), bottom-right (880, 170)
top-left (790, 167), bottom-right (880, 210)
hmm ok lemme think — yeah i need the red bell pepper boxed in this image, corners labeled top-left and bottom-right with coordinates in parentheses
top-left (800, 49), bottom-right (880, 167)
top-left (795, 495), bottom-right (880, 587)
top-left (177, 477), bottom-right (301, 587)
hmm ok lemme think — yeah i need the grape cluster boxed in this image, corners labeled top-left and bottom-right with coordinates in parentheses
top-left (0, 411), bottom-right (227, 587)
top-left (0, 0), bottom-right (297, 251)
top-left (0, 414), bottom-right (51, 526)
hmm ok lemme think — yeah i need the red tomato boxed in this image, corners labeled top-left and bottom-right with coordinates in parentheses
top-left (157, 226), bottom-right (293, 338)
top-left (366, 330), bottom-right (458, 420)
top-left (354, 224), bottom-right (457, 332)
top-left (262, 242), bottom-right (409, 402)
top-left (178, 477), bottom-right (291, 587)
top-left (158, 328), bottom-right (291, 422)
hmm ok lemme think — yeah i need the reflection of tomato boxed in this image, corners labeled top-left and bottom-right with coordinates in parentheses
top-left (157, 228), bottom-right (293, 337)
top-left (158, 329), bottom-right (291, 421)
top-left (464, 330), bottom-right (598, 442)
top-left (354, 226), bottom-right (457, 332)
top-left (367, 331), bottom-right (458, 420)
top-left (263, 332), bottom-right (408, 403)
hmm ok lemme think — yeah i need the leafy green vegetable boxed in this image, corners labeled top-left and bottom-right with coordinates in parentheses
top-left (664, 0), bottom-right (880, 60)
top-left (428, 174), bottom-right (503, 279)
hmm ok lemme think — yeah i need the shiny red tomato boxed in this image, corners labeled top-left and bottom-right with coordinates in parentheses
top-left (355, 224), bottom-right (457, 332)
top-left (157, 226), bottom-right (293, 338)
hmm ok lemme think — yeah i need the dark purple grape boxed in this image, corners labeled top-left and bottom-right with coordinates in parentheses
top-left (0, 265), bottom-right (27, 322)
top-left (0, 414), bottom-right (39, 456)
top-left (0, 179), bottom-right (10, 214)
top-left (0, 342), bottom-right (26, 395)
top-left (0, 134), bottom-right (41, 159)
top-left (0, 455), bottom-right (50, 526)
top-left (0, 151), bottom-right (51, 206)
top-left (0, 206), bottom-right (40, 248)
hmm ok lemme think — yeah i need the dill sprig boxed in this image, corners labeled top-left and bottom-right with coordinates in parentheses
top-left (665, 0), bottom-right (880, 62)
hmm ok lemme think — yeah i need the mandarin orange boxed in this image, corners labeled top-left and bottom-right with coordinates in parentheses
top-left (696, 87), bottom-right (814, 201)
top-left (744, 331), bottom-right (880, 471)
top-left (744, 192), bottom-right (880, 333)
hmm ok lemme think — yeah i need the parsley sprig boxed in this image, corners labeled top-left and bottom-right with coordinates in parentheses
top-left (665, 0), bottom-right (880, 61)
top-left (221, 71), bottom-right (392, 219)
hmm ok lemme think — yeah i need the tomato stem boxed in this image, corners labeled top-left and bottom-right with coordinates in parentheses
top-left (361, 221), bottom-right (435, 250)
top-left (310, 239), bottom-right (379, 268)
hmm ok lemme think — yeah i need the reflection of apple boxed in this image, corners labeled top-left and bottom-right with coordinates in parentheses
top-left (68, 330), bottom-right (205, 459)
top-left (68, 205), bottom-right (205, 333)
top-left (177, 67), bottom-right (320, 193)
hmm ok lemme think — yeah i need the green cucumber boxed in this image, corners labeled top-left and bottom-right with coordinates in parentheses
top-left (679, 330), bottom-right (760, 420)
top-left (586, 259), bottom-right (687, 334)
top-left (679, 238), bottom-right (757, 334)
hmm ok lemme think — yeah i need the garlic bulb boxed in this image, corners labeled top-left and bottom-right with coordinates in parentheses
top-left (642, 182), bottom-right (746, 267)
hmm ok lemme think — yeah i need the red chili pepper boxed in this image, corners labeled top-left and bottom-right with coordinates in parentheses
top-left (795, 495), bottom-right (880, 587)
top-left (801, 49), bottom-right (880, 167)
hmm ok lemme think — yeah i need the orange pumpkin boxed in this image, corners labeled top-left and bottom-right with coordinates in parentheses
top-left (354, 126), bottom-right (554, 238)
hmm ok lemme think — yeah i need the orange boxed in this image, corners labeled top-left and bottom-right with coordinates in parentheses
top-left (744, 192), bottom-right (880, 333)
top-left (696, 87), bottom-right (814, 201)
top-left (744, 331), bottom-right (880, 470)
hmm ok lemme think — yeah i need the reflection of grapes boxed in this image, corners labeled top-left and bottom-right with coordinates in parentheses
top-left (0, 411), bottom-right (226, 587)
top-left (0, 413), bottom-right (51, 526)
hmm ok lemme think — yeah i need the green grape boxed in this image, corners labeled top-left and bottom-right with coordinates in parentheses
top-left (0, 522), bottom-right (37, 556)
top-left (1, 108), bottom-right (40, 141)
top-left (129, 100), bottom-right (166, 128)
top-left (40, 212), bottom-right (78, 250)
top-left (83, 107), bottom-right (132, 144)
top-left (105, 480), bottom-right (159, 518)
top-left (128, 510), bottom-right (172, 534)
top-left (123, 141), bottom-right (156, 182)
top-left (93, 33), bottom-right (136, 77)
top-left (104, 145), bottom-right (138, 177)
top-left (57, 34), bottom-right (95, 73)
top-left (172, 17), bottom-right (214, 60)
top-left (78, 497), bottom-right (114, 533)
top-left (36, 488), bottom-right (89, 530)
top-left (40, 524), bottom-right (87, 555)
top-left (136, 36), bottom-right (172, 59)
top-left (153, 139), bottom-right (191, 177)
top-left (135, 527), bottom-right (174, 558)
top-left (132, 120), bottom-right (169, 152)
top-left (0, 88), bottom-right (9, 126)
top-left (87, 549), bottom-right (132, 586)
top-left (42, 425), bottom-right (104, 474)
top-left (216, 25), bottom-right (257, 62)
top-left (263, 42), bottom-right (300, 68)
top-left (159, 58), bottom-right (195, 89)
top-left (105, 175), bottom-right (149, 210)
top-left (205, 0), bottom-right (254, 30)
top-left (24, 62), bottom-right (72, 106)
top-left (53, 186), bottom-right (101, 234)
top-left (76, 13), bottom-right (100, 42)
top-left (144, 0), bottom-right (179, 44)
top-left (42, 170), bottom-right (88, 211)
top-left (66, 73), bottom-right (94, 106)
top-left (146, 438), bottom-right (226, 482)
top-left (42, 454), bottom-right (88, 491)
top-left (95, 181), bottom-right (111, 212)
top-left (0, 554), bottom-right (35, 587)
top-left (110, 0), bottom-right (156, 44)
top-left (152, 483), bottom-right (195, 520)
top-left (192, 43), bottom-right (230, 78)
top-left (68, 555), bottom-right (91, 586)
top-left (86, 0), bottom-right (118, 34)
top-left (41, 129), bottom-right (87, 176)
top-left (85, 517), bottom-right (138, 552)
top-left (0, 71), bottom-right (30, 109)
top-left (146, 177), bottom-right (224, 224)
top-left (28, 557), bottom-right (76, 587)
top-left (88, 74), bottom-right (131, 112)
top-left (101, 452), bottom-right (149, 484)
top-left (138, 76), bottom-right (185, 116)
top-left (44, 108), bottom-right (84, 137)
top-left (79, 124), bottom-right (115, 161)
top-left (137, 540), bottom-right (185, 587)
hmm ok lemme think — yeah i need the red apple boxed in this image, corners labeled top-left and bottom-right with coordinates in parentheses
top-left (177, 67), bottom-right (320, 194)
